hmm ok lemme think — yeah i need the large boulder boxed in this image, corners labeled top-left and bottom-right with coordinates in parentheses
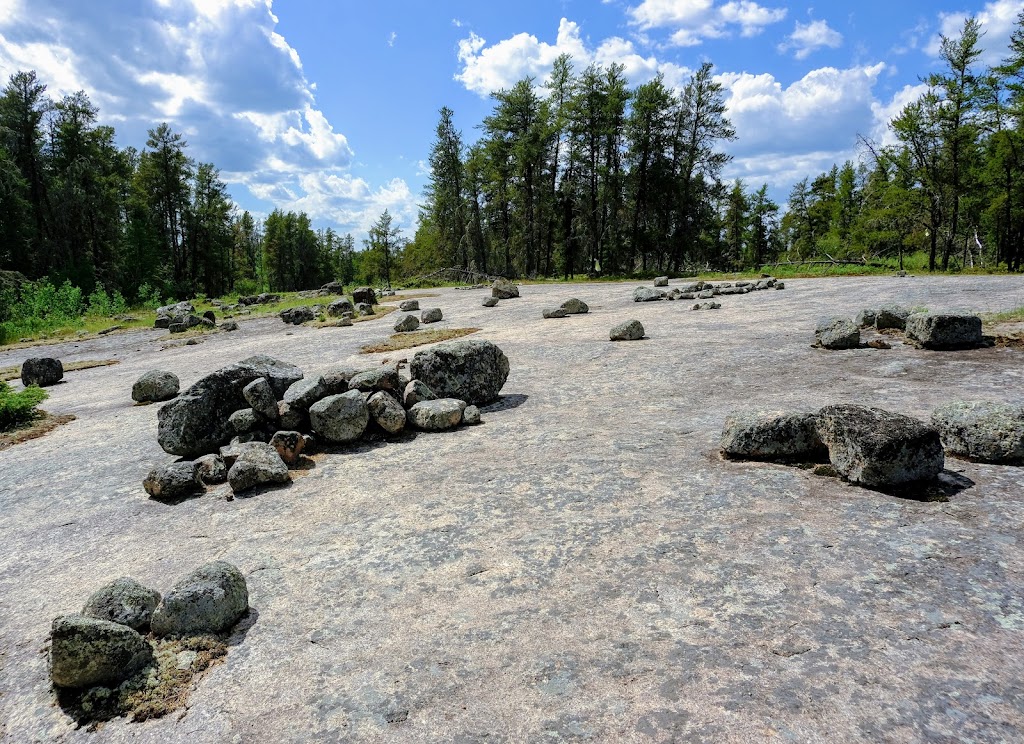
top-left (721, 412), bottom-right (826, 461)
top-left (352, 287), bottom-right (377, 305)
top-left (50, 615), bottom-right (154, 688)
top-left (560, 298), bottom-right (589, 314)
top-left (632, 287), bottom-right (664, 302)
top-left (82, 578), bottom-right (161, 632)
top-left (157, 356), bottom-right (302, 457)
top-left (327, 298), bottom-right (354, 317)
top-left (321, 280), bottom-right (345, 294)
top-left (876, 304), bottom-right (911, 331)
top-left (368, 391), bottom-right (407, 434)
top-left (395, 314), bottom-right (420, 332)
top-left (931, 401), bottom-right (1024, 463)
top-left (905, 312), bottom-right (983, 350)
top-left (21, 357), bottom-right (63, 387)
top-left (407, 399), bottom-right (466, 431)
top-left (610, 320), bottom-right (644, 341)
top-left (309, 390), bottom-right (370, 444)
top-left (817, 405), bottom-right (944, 488)
top-left (143, 461), bottom-right (204, 502)
top-left (150, 561), bottom-right (249, 638)
top-left (815, 316), bottom-right (860, 350)
top-left (492, 278), bottom-right (520, 299)
top-left (399, 299), bottom-right (420, 312)
top-left (280, 306), bottom-right (315, 325)
top-left (410, 339), bottom-right (510, 405)
top-left (227, 442), bottom-right (290, 493)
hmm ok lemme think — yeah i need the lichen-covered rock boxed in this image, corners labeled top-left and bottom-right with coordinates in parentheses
top-left (353, 286), bottom-right (377, 305)
top-left (132, 370), bottom-right (179, 403)
top-left (227, 442), bottom-right (290, 493)
top-left (410, 339), bottom-right (510, 405)
top-left (196, 454), bottom-right (227, 484)
top-left (721, 411), bottom-right (826, 461)
top-left (403, 379), bottom-right (437, 408)
top-left (327, 298), bottom-right (354, 317)
top-left (876, 304), bottom-right (911, 330)
top-left (817, 404), bottom-right (944, 487)
top-left (482, 297), bottom-right (499, 307)
top-left (143, 461), bottom-right (204, 502)
top-left (654, 276), bottom-right (669, 287)
top-left (560, 298), bottom-right (589, 314)
top-left (368, 391), bottom-right (406, 434)
top-left (283, 375), bottom-right (328, 411)
top-left (320, 365), bottom-right (360, 395)
top-left (157, 301), bottom-right (194, 316)
top-left (407, 399), bottom-right (466, 431)
top-left (931, 401), bottom-right (1024, 463)
top-left (280, 306), bottom-right (315, 325)
top-left (542, 307), bottom-right (567, 319)
top-left (610, 320), bottom-right (645, 341)
top-left (21, 357), bottom-right (63, 387)
top-left (356, 302), bottom-right (374, 316)
top-left (269, 430), bottom-right (305, 466)
top-left (150, 561), bottom-right (249, 638)
top-left (399, 299), bottom-right (420, 312)
top-left (492, 278), bottom-right (519, 299)
top-left (228, 407), bottom-right (258, 434)
top-left (905, 312), bottom-right (983, 350)
top-left (632, 287), bottom-right (664, 302)
top-left (309, 390), bottom-right (370, 443)
top-left (348, 364), bottom-right (401, 394)
top-left (82, 578), bottom-right (161, 632)
top-left (50, 615), bottom-right (154, 688)
top-left (242, 377), bottom-right (279, 422)
top-left (462, 405), bottom-right (481, 425)
top-left (815, 316), bottom-right (860, 350)
top-left (855, 309), bottom-right (877, 328)
top-left (395, 314), bottom-right (420, 332)
top-left (421, 307), bottom-right (443, 324)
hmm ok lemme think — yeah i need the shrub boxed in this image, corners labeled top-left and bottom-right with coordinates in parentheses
top-left (0, 381), bottom-right (48, 431)
top-left (136, 282), bottom-right (163, 310)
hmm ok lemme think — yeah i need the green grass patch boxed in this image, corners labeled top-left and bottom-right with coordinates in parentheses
top-left (982, 306), bottom-right (1024, 325)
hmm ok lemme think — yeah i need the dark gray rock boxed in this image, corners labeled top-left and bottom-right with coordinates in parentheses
top-left (407, 398), bottom-right (467, 431)
top-left (815, 316), bottom-right (860, 350)
top-left (399, 299), bottom-right (420, 312)
top-left (677, 282), bottom-right (700, 293)
top-left (143, 461), bottom-right (204, 501)
top-left (721, 411), bottom-right (826, 461)
top-left (309, 390), bottom-right (370, 443)
top-left (220, 320), bottom-right (239, 332)
top-left (202, 310), bottom-right (216, 324)
top-left (218, 440), bottom-right (269, 468)
top-left (632, 287), bottom-right (664, 302)
top-left (817, 405), bottom-right (944, 488)
top-left (394, 314), bottom-right (420, 332)
top-left (876, 304), bottom-right (911, 330)
top-left (321, 280), bottom-right (344, 294)
top-left (20, 357), bottom-right (63, 387)
top-left (492, 278), bottom-right (520, 299)
top-left (775, 281), bottom-right (785, 290)
top-left (277, 400), bottom-right (308, 432)
top-left (348, 364), bottom-right (401, 394)
top-left (154, 315), bottom-right (171, 329)
top-left (327, 298), bottom-right (354, 317)
top-left (421, 307), bottom-right (443, 324)
top-left (353, 287), bottom-right (377, 305)
top-left (82, 578), bottom-right (161, 631)
top-left (196, 454), bottom-right (227, 484)
top-left (280, 306), bottom-right (314, 325)
top-left (356, 302), bottom-right (374, 316)
top-left (283, 375), bottom-right (328, 411)
top-left (132, 370), bottom-right (179, 403)
top-left (227, 442), bottom-right (290, 493)
top-left (692, 302), bottom-right (722, 310)
top-left (482, 297), bottom-right (499, 308)
top-left (654, 276), bottom-right (669, 287)
top-left (320, 365), bottom-right (360, 395)
top-left (610, 320), bottom-right (645, 341)
top-left (462, 405), bottom-right (481, 425)
top-left (932, 401), bottom-right (1024, 463)
top-left (403, 379), bottom-right (437, 408)
top-left (269, 430), bottom-right (305, 466)
top-left (150, 561), bottom-right (249, 637)
top-left (242, 377), bottom-right (279, 422)
top-left (410, 339), bottom-right (510, 405)
top-left (905, 312), bottom-right (983, 350)
top-left (368, 391), bottom-right (406, 434)
top-left (697, 290), bottom-right (715, 300)
top-left (542, 307), bottom-right (567, 319)
top-left (229, 407), bottom-right (259, 434)
top-left (855, 309), bottom-right (877, 328)
top-left (50, 615), bottom-right (153, 688)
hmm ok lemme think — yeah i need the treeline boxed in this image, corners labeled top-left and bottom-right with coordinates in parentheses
top-left (780, 15), bottom-right (1024, 272)
top-left (0, 71), bottom-right (359, 303)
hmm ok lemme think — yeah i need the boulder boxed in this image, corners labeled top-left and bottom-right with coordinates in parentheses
top-left (697, 290), bottom-right (715, 300)
top-left (157, 301), bottom-right (194, 316)
top-left (395, 314), bottom-right (420, 332)
top-left (817, 405), bottom-right (944, 488)
top-left (283, 375), bottom-right (328, 411)
top-left (348, 364), bottom-right (402, 394)
top-left (242, 377), bottom-right (279, 422)
top-left (855, 309), bottom-right (877, 328)
top-left (421, 307), bottom-right (443, 324)
top-left (280, 306), bottom-right (314, 325)
top-left (692, 302), bottom-right (722, 310)
top-left (356, 302), bottom-right (374, 316)
top-left (632, 287), bottom-right (664, 302)
top-left (492, 278), bottom-right (520, 299)
top-left (220, 320), bottom-right (239, 332)
top-left (905, 312), bottom-right (983, 350)
top-left (482, 297), bottom-right (499, 308)
top-left (309, 390), bottom-right (370, 444)
top-left (463, 405), bottom-right (481, 426)
top-left (228, 407), bottom-right (259, 434)
top-left (202, 310), bottom-right (216, 324)
top-left (143, 461), bottom-right (204, 502)
top-left (931, 401), bottom-right (1024, 463)
top-left (327, 298), bottom-right (354, 317)
top-left (368, 391), bottom-right (407, 434)
top-left (150, 561), bottom-right (249, 638)
top-left (399, 299), bottom-right (420, 312)
top-left (269, 430), bottom-right (305, 466)
top-left (277, 400), bottom-right (308, 431)
top-left (353, 287), bottom-right (377, 305)
top-left (404, 379), bottom-right (437, 408)
top-left (227, 443), bottom-right (289, 493)
top-left (321, 280), bottom-right (345, 294)
top-left (320, 365), bottom-right (360, 395)
top-left (196, 454), bottom-right (227, 484)
top-left (721, 411), bottom-right (826, 461)
top-left (20, 357), bottom-right (63, 387)
top-left (654, 276), bottom-right (669, 287)
top-left (610, 320), bottom-right (645, 341)
top-left (876, 304), bottom-right (911, 331)
top-left (775, 282), bottom-right (785, 290)
top-left (154, 315), bottom-right (172, 329)
top-left (409, 339), bottom-right (510, 405)
top-left (50, 615), bottom-right (154, 688)
top-left (542, 307), bottom-right (567, 319)
top-left (132, 370), bottom-right (179, 403)
top-left (82, 578), bottom-right (161, 632)
top-left (815, 316), bottom-right (860, 350)
top-left (407, 398), bottom-right (467, 431)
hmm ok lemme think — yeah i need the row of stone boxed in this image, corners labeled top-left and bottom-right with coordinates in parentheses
top-left (638, 277), bottom-right (785, 302)
top-left (816, 306), bottom-right (984, 350)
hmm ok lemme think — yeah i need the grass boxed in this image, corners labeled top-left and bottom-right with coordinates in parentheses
top-left (377, 291), bottom-right (441, 303)
top-left (0, 358), bottom-right (119, 382)
top-left (360, 327), bottom-right (481, 354)
top-left (982, 306), bottom-right (1024, 325)
top-left (0, 411), bottom-right (76, 451)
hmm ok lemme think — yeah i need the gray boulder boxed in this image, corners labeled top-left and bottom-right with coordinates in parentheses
top-left (132, 370), bottom-right (179, 403)
top-left (143, 461), bottom-right (204, 502)
top-left (815, 316), bottom-right (860, 350)
top-left (227, 442), bottom-right (290, 493)
top-left (220, 320), bottom-right (239, 332)
top-left (905, 312), bottom-right (983, 350)
top-left (721, 411), bottom-right (826, 461)
top-left (399, 299), bottom-right (420, 312)
top-left (280, 306), bottom-right (315, 325)
top-left (483, 297), bottom-right (499, 308)
top-left (395, 314), bottom-right (420, 332)
top-left (407, 398), bottom-right (467, 431)
top-left (348, 364), bottom-right (402, 394)
top-left (321, 280), bottom-right (344, 294)
top-left (817, 405), bottom-right (944, 488)
top-left (157, 301), bottom-right (194, 316)
top-left (855, 309), bottom-right (877, 328)
top-left (462, 405), bottom-right (481, 425)
top-left (653, 276), bottom-right (669, 287)
top-left (21, 357), bottom-right (63, 387)
top-left (229, 407), bottom-right (259, 434)
top-left (327, 298), bottom-right (354, 317)
top-left (404, 379), bottom-right (437, 408)
top-left (633, 287), bottom-right (664, 302)
top-left (876, 304), bottom-right (911, 331)
top-left (356, 302), bottom-right (374, 316)
top-left (421, 307), bottom-right (443, 324)
top-left (269, 430), bottom-right (305, 466)
top-left (50, 615), bottom-right (154, 688)
top-left (409, 339), bottom-right (510, 405)
top-left (775, 282), bottom-right (785, 290)
top-left (320, 365), bottom-right (360, 395)
top-left (492, 278), bottom-right (520, 299)
top-left (242, 377), bottom-right (279, 422)
top-left (150, 561), bottom-right (249, 638)
top-left (154, 315), bottom-right (172, 329)
top-left (82, 578), bottom-right (161, 632)
top-left (309, 390), bottom-right (370, 443)
top-left (283, 375), bottom-right (328, 411)
top-left (542, 307), bottom-right (567, 319)
top-left (931, 401), bottom-right (1024, 463)
top-left (692, 302), bottom-right (721, 310)
top-left (353, 286), bottom-right (377, 305)
top-left (610, 320), bottom-right (645, 341)
top-left (196, 454), bottom-right (227, 484)
top-left (278, 400), bottom-right (308, 432)
top-left (697, 290), bottom-right (715, 300)
top-left (368, 391), bottom-right (407, 434)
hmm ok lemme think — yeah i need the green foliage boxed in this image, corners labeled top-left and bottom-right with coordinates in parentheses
top-left (86, 284), bottom-right (128, 317)
top-left (0, 380), bottom-right (47, 430)
top-left (135, 282), bottom-right (163, 310)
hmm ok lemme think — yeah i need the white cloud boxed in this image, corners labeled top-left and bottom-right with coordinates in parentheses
top-left (778, 19), bottom-right (843, 60)
top-left (388, 31), bottom-right (397, 47)
top-left (627, 0), bottom-right (787, 46)
top-left (926, 0), bottom-right (1024, 64)
top-left (869, 83), bottom-right (931, 147)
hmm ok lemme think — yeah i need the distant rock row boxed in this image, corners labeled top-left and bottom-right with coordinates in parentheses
top-left (815, 304), bottom-right (986, 350)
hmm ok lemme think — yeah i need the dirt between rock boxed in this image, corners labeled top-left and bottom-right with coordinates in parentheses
top-left (1, 275), bottom-right (1024, 743)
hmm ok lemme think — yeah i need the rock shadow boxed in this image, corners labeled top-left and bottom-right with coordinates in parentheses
top-left (481, 393), bottom-right (529, 413)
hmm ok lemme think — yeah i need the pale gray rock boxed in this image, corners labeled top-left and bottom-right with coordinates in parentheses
top-left (905, 312), bottom-right (983, 350)
top-left (20, 357), bottom-right (63, 387)
top-left (50, 615), bottom-right (153, 688)
top-left (492, 278), bottom-right (520, 299)
top-left (542, 307), bottom-right (567, 319)
top-left (462, 405), bottom-right (481, 425)
top-left (721, 411), bottom-right (826, 461)
top-left (482, 297), bottom-right (499, 307)
top-left (932, 401), bottom-right (1024, 463)
top-left (309, 390), bottom-right (370, 443)
top-left (143, 461), bottom-right (203, 502)
top-left (157, 301), bottom-right (194, 316)
top-left (242, 377), bottom-right (279, 422)
top-left (855, 309), bottom-right (877, 328)
top-left (399, 299), bottom-right (420, 311)
top-left (697, 290), bottom-right (715, 300)
top-left (220, 320), bottom-right (239, 332)
top-left (815, 316), bottom-right (860, 350)
top-left (283, 375), bottom-right (328, 411)
top-left (82, 578), bottom-right (161, 632)
top-left (421, 307), bottom-right (443, 324)
top-left (633, 287), bottom-right (664, 302)
top-left (407, 398), bottom-right (467, 431)
top-left (410, 339), bottom-right (510, 405)
top-left (227, 442), bottom-right (290, 493)
top-left (610, 320), bottom-right (645, 341)
top-left (654, 276), bottom-right (669, 287)
top-left (395, 314), bottom-right (420, 332)
top-left (150, 561), bottom-right (249, 638)
top-left (132, 370), bottom-right (179, 402)
top-left (368, 391), bottom-right (406, 434)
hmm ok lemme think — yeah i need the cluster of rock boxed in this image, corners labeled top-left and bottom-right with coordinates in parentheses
top-left (816, 304), bottom-right (984, 350)
top-left (21, 357), bottom-right (63, 387)
top-left (50, 561), bottom-right (249, 690)
top-left (392, 301), bottom-right (444, 332)
top-left (153, 302), bottom-right (237, 334)
top-left (280, 290), bottom-right (382, 327)
top-left (541, 298), bottom-right (589, 319)
top-left (635, 277), bottom-right (784, 303)
top-left (238, 293), bottom-right (281, 306)
top-left (146, 342), bottom-right (509, 497)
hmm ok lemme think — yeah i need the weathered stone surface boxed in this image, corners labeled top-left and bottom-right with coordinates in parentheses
top-left (227, 442), bottom-right (290, 493)
top-left (492, 278), bottom-right (520, 299)
top-left (20, 357), bottom-right (63, 387)
top-left (242, 377), bottom-right (279, 422)
top-left (399, 300), bottom-right (420, 312)
top-left (196, 454), bottom-right (227, 484)
top-left (482, 297), bottom-right (499, 307)
top-left (610, 320), bottom-right (644, 341)
top-left (309, 390), bottom-right (369, 443)
top-left (692, 302), bottom-right (722, 310)
top-left (320, 365), bottom-right (360, 395)
top-left (421, 307), bottom-right (443, 324)
top-left (542, 307), bottom-right (567, 319)
top-left (356, 302), bottom-right (374, 316)
top-left (283, 375), bottom-right (327, 411)
top-left (905, 312), bottom-right (983, 350)
top-left (407, 398), bottom-right (466, 431)
top-left (50, 615), bottom-right (153, 688)
top-left (277, 400), bottom-right (308, 432)
top-left (721, 411), bottom-right (826, 461)
top-left (220, 320), bottom-right (239, 332)
top-left (855, 309), bottom-right (877, 328)
top-left (410, 339), bottom-right (510, 405)
top-left (143, 461), bottom-right (203, 501)
top-left (269, 430), bottom-right (305, 466)
top-left (395, 314), bottom-right (420, 332)
top-left (82, 578), bottom-right (161, 631)
top-left (697, 290), bottom-right (715, 300)
top-left (876, 304), bottom-right (911, 330)
top-left (403, 379), bottom-right (437, 408)
top-left (352, 287), bottom-right (377, 305)
top-left (653, 276), bottom-right (669, 287)
top-left (327, 298), bottom-right (354, 317)
top-left (815, 316), bottom-right (860, 350)
top-left (154, 315), bottom-right (171, 329)
top-left (932, 401), bottom-right (1024, 463)
top-left (348, 364), bottom-right (401, 394)
top-left (238, 356), bottom-right (304, 399)
top-left (462, 405), bottom-right (481, 425)
top-left (150, 561), bottom-right (249, 638)
top-left (321, 280), bottom-right (344, 294)
top-left (132, 370), bottom-right (179, 402)
top-left (775, 281), bottom-right (785, 290)
top-left (368, 391), bottom-right (406, 434)
top-left (229, 407), bottom-right (259, 434)
top-left (632, 287), bottom-right (664, 302)
top-left (280, 306), bottom-right (314, 325)
top-left (157, 301), bottom-right (194, 316)
top-left (817, 404), bottom-right (944, 487)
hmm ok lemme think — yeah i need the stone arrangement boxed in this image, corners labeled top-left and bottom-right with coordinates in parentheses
top-left (635, 277), bottom-right (784, 303)
top-left (817, 305), bottom-right (986, 350)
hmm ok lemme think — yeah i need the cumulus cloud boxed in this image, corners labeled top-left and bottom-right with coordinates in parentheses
top-left (627, 0), bottom-right (787, 46)
top-left (0, 0), bottom-right (412, 235)
top-left (926, 0), bottom-right (1024, 64)
top-left (778, 19), bottom-right (844, 60)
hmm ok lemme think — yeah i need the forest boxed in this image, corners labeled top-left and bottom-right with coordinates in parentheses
top-left (0, 13), bottom-right (1022, 325)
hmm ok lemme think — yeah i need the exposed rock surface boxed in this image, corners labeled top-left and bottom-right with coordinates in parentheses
top-left (721, 412), bottom-right (826, 461)
top-left (50, 616), bottom-right (153, 688)
top-left (410, 339), bottom-right (510, 405)
top-left (21, 357), bottom-right (63, 387)
top-left (82, 578), bottom-right (161, 632)
top-left (905, 312), bottom-right (983, 349)
top-left (150, 561), bottom-right (249, 637)
top-left (932, 401), bottom-right (1024, 463)
top-left (815, 316), bottom-right (860, 350)
top-left (610, 320), bottom-right (644, 341)
top-left (132, 370), bottom-right (179, 402)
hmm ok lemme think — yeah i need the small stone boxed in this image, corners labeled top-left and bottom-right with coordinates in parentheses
top-left (421, 307), bottom-right (443, 324)
top-left (150, 561), bottom-right (249, 638)
top-left (855, 309), bottom-right (877, 328)
top-left (542, 307), bottom-right (567, 319)
top-left (132, 370), bottom-right (179, 403)
top-left (368, 391), bottom-right (406, 434)
top-left (395, 314), bottom-right (420, 332)
top-left (356, 302), bottom-right (374, 316)
top-left (82, 578), bottom-right (161, 631)
top-left (654, 276), bottom-right (669, 287)
top-left (50, 615), bottom-right (154, 688)
top-left (278, 400), bottom-right (308, 431)
top-left (243, 377), bottom-right (279, 422)
top-left (632, 287), bottom-right (664, 302)
top-left (20, 357), bottom-right (63, 387)
top-left (867, 340), bottom-right (892, 350)
top-left (229, 407), bottom-right (259, 434)
top-left (462, 405), bottom-right (481, 425)
top-left (610, 320), bottom-right (645, 341)
top-left (483, 297), bottom-right (499, 307)
top-left (407, 398), bottom-right (467, 431)
top-left (220, 321), bottom-right (239, 332)
top-left (143, 461), bottom-right (204, 502)
top-left (196, 454), bottom-right (227, 484)
top-left (227, 442), bottom-right (290, 493)
top-left (270, 430), bottom-right (305, 466)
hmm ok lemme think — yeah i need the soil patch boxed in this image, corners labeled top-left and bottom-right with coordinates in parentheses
top-left (360, 327), bottom-right (481, 353)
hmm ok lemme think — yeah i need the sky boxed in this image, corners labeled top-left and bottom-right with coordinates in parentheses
top-left (0, 0), bottom-right (1021, 241)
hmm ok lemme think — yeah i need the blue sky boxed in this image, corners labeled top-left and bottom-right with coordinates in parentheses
top-left (1, 0), bottom-right (1021, 240)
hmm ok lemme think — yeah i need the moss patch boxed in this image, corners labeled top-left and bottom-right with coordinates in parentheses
top-left (361, 327), bottom-right (481, 354)
top-left (0, 358), bottom-right (119, 382)
top-left (0, 411), bottom-right (75, 451)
